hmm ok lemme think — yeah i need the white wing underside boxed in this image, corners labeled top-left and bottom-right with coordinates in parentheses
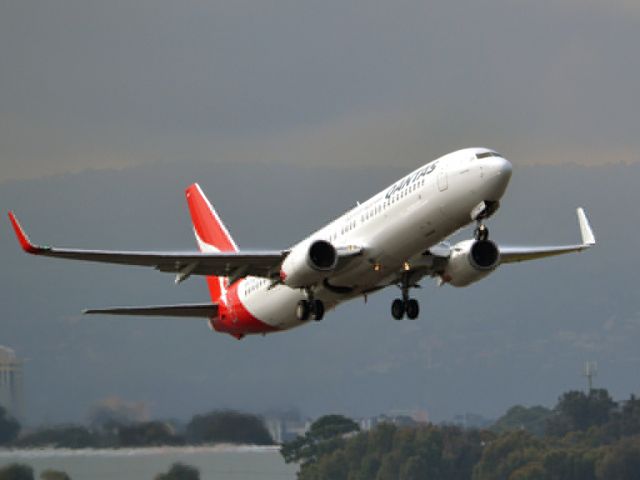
top-left (497, 207), bottom-right (595, 264)
top-left (428, 208), bottom-right (596, 265)
top-left (9, 207), bottom-right (595, 318)
top-left (8, 212), bottom-right (363, 282)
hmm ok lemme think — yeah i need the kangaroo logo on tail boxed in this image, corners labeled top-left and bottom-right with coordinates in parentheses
top-left (185, 183), bottom-right (238, 305)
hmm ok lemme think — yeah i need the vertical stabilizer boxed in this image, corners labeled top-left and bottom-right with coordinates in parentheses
top-left (185, 183), bottom-right (238, 302)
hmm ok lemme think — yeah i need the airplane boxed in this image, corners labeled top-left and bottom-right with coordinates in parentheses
top-left (8, 148), bottom-right (595, 340)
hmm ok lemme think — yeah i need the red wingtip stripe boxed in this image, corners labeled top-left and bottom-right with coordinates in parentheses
top-left (7, 212), bottom-right (41, 254)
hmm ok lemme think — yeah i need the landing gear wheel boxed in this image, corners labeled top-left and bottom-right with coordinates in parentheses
top-left (474, 224), bottom-right (489, 241)
top-left (391, 299), bottom-right (405, 320)
top-left (296, 300), bottom-right (310, 322)
top-left (405, 299), bottom-right (420, 320)
top-left (311, 299), bottom-right (325, 321)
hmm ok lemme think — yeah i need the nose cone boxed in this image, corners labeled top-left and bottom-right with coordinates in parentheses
top-left (484, 156), bottom-right (512, 199)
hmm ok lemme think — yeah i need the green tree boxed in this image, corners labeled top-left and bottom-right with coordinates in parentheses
top-left (399, 455), bottom-right (428, 480)
top-left (472, 430), bottom-right (543, 480)
top-left (0, 464), bottom-right (34, 480)
top-left (618, 395), bottom-right (640, 436)
top-left (547, 389), bottom-right (616, 437)
top-left (307, 415), bottom-right (360, 442)
top-left (294, 422), bottom-right (484, 480)
top-left (492, 405), bottom-right (552, 437)
top-left (0, 406), bottom-right (20, 445)
top-left (40, 470), bottom-right (71, 480)
top-left (186, 410), bottom-right (272, 445)
top-left (375, 450), bottom-right (403, 480)
top-left (542, 448), bottom-right (596, 480)
top-left (117, 421), bottom-right (182, 446)
top-left (352, 453), bottom-right (381, 480)
top-left (154, 463), bottom-right (199, 480)
top-left (595, 436), bottom-right (640, 480)
top-left (16, 426), bottom-right (98, 449)
top-left (509, 462), bottom-right (546, 480)
top-left (280, 415), bottom-right (359, 465)
top-left (312, 450), bottom-right (350, 480)
top-left (600, 394), bottom-right (640, 441)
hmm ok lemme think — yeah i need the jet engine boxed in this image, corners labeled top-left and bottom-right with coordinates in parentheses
top-left (280, 240), bottom-right (338, 288)
top-left (440, 239), bottom-right (500, 287)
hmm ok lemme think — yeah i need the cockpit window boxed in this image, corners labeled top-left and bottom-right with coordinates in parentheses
top-left (476, 151), bottom-right (503, 159)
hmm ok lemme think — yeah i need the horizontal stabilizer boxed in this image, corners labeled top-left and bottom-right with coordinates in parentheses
top-left (83, 303), bottom-right (218, 318)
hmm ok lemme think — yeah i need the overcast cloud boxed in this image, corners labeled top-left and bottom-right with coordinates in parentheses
top-left (1, 1), bottom-right (640, 425)
top-left (2, 1), bottom-right (640, 181)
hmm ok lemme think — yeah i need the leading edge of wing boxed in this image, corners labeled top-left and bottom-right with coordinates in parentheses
top-left (83, 303), bottom-right (219, 318)
top-left (7, 211), bottom-right (286, 278)
top-left (499, 208), bottom-right (595, 264)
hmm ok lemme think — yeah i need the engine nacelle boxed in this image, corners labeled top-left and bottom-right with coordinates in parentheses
top-left (440, 239), bottom-right (500, 287)
top-left (280, 240), bottom-right (338, 288)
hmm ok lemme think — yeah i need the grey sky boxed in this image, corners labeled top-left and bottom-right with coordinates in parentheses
top-left (1, 160), bottom-right (638, 425)
top-left (1, 1), bottom-right (640, 425)
top-left (2, 1), bottom-right (640, 181)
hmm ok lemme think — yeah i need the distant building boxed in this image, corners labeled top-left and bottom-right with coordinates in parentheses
top-left (357, 410), bottom-right (430, 432)
top-left (451, 413), bottom-right (493, 429)
top-left (265, 417), bottom-right (310, 444)
top-left (358, 417), bottom-right (379, 431)
top-left (0, 346), bottom-right (24, 422)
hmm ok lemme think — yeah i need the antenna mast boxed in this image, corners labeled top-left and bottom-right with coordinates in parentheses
top-left (584, 361), bottom-right (597, 393)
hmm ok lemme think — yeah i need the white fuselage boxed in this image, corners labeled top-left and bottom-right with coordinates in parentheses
top-left (237, 148), bottom-right (512, 330)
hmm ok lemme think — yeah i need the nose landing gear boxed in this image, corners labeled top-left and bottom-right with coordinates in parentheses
top-left (474, 223), bottom-right (489, 241)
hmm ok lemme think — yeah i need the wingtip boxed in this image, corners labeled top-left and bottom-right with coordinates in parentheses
top-left (577, 207), bottom-right (596, 246)
top-left (7, 211), bottom-right (42, 254)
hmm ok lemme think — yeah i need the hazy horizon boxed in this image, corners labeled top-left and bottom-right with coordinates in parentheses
top-left (1, 1), bottom-right (639, 427)
top-left (2, 158), bottom-right (638, 426)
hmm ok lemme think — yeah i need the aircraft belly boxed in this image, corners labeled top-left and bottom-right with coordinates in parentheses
top-left (328, 201), bottom-right (443, 287)
top-left (238, 157), bottom-right (503, 334)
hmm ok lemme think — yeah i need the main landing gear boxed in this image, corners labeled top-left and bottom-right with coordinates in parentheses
top-left (391, 274), bottom-right (420, 320)
top-left (296, 290), bottom-right (325, 322)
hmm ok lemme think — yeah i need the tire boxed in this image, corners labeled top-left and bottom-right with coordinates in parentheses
top-left (406, 299), bottom-right (419, 320)
top-left (311, 299), bottom-right (325, 321)
top-left (391, 299), bottom-right (405, 320)
top-left (296, 300), bottom-right (310, 321)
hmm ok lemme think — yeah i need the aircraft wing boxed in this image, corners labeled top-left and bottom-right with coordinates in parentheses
top-left (8, 212), bottom-right (364, 283)
top-left (84, 303), bottom-right (218, 318)
top-left (498, 208), bottom-right (595, 264)
top-left (8, 212), bottom-right (285, 281)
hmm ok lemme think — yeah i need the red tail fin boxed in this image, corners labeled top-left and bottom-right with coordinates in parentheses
top-left (185, 183), bottom-right (238, 302)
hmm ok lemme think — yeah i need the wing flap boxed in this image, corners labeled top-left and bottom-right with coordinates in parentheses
top-left (83, 303), bottom-right (219, 318)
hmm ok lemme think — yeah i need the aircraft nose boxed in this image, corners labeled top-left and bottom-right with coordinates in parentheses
top-left (496, 156), bottom-right (512, 180)
top-left (483, 156), bottom-right (512, 199)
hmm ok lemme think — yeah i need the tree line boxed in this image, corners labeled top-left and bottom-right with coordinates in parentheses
top-left (0, 407), bottom-right (273, 449)
top-left (0, 462), bottom-right (201, 480)
top-left (281, 388), bottom-right (640, 480)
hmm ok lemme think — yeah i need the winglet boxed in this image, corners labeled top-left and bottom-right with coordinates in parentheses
top-left (577, 208), bottom-right (596, 246)
top-left (7, 212), bottom-right (44, 254)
